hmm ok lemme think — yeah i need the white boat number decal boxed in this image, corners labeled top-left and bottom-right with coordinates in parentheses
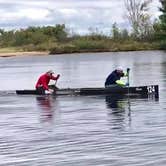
top-left (136, 88), bottom-right (142, 91)
top-left (147, 86), bottom-right (155, 93)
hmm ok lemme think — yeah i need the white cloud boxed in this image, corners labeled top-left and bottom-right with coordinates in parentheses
top-left (0, 0), bottom-right (161, 34)
top-left (19, 8), bottom-right (50, 20)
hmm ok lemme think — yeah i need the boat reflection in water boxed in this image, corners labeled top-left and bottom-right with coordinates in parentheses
top-left (36, 96), bottom-right (59, 125)
top-left (105, 93), bottom-right (159, 130)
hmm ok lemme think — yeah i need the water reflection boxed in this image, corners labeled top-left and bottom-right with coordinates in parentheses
top-left (36, 96), bottom-right (58, 124)
top-left (105, 94), bottom-right (159, 131)
top-left (106, 95), bottom-right (126, 109)
top-left (105, 95), bottom-right (131, 130)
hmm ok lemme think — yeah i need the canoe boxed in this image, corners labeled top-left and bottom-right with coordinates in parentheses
top-left (16, 84), bottom-right (159, 98)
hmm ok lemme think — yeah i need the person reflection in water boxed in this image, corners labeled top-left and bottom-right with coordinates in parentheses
top-left (36, 96), bottom-right (55, 123)
top-left (105, 95), bottom-right (131, 129)
top-left (106, 95), bottom-right (125, 109)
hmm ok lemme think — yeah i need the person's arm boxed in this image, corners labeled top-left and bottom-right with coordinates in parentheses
top-left (48, 74), bottom-right (60, 92)
top-left (51, 74), bottom-right (60, 80)
top-left (116, 80), bottom-right (125, 86)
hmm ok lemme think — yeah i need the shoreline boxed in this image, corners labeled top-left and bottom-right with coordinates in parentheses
top-left (0, 49), bottom-right (163, 58)
top-left (0, 51), bottom-right (49, 57)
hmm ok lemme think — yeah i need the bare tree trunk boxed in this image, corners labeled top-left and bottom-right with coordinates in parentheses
top-left (124, 0), bottom-right (153, 39)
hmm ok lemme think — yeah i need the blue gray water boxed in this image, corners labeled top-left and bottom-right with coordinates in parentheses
top-left (0, 51), bottom-right (166, 165)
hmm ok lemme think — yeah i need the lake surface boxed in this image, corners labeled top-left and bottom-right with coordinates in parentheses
top-left (0, 51), bottom-right (166, 165)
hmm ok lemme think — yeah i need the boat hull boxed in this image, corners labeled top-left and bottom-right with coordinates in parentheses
top-left (16, 85), bottom-right (159, 98)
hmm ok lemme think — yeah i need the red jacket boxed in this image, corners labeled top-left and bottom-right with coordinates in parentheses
top-left (35, 73), bottom-right (59, 90)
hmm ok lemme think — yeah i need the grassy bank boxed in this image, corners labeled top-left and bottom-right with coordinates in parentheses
top-left (16, 37), bottom-right (160, 54)
top-left (49, 39), bottom-right (160, 54)
top-left (0, 40), bottom-right (160, 57)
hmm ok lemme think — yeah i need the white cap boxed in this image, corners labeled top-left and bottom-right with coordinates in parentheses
top-left (46, 70), bottom-right (54, 74)
top-left (116, 66), bottom-right (123, 71)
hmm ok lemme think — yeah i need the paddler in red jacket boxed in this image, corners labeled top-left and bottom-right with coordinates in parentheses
top-left (35, 70), bottom-right (60, 94)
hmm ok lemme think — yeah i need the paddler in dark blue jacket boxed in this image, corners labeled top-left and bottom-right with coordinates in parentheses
top-left (105, 67), bottom-right (130, 87)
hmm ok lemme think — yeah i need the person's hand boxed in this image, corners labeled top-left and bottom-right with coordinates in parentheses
top-left (45, 89), bottom-right (54, 94)
top-left (45, 90), bottom-right (51, 94)
top-left (125, 82), bottom-right (129, 86)
top-left (57, 74), bottom-right (60, 79)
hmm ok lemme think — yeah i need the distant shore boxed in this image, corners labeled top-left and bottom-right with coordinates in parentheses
top-left (0, 49), bottom-right (162, 58)
top-left (0, 51), bottom-right (49, 58)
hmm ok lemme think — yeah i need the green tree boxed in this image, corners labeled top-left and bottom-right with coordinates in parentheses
top-left (52, 24), bottom-right (68, 42)
top-left (159, 0), bottom-right (166, 40)
top-left (154, 0), bottom-right (166, 49)
top-left (0, 30), bottom-right (14, 46)
top-left (121, 29), bottom-right (129, 40)
top-left (112, 23), bottom-right (121, 40)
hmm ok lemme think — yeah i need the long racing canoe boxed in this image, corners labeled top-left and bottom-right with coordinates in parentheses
top-left (16, 84), bottom-right (159, 98)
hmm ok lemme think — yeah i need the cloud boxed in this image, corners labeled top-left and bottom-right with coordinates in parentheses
top-left (0, 0), bottom-right (161, 34)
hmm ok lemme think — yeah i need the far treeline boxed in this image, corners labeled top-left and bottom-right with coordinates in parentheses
top-left (0, 0), bottom-right (165, 54)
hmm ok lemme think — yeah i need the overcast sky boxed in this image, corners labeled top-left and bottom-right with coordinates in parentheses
top-left (0, 0), bottom-right (161, 34)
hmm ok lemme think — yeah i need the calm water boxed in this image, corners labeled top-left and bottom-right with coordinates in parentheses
top-left (0, 51), bottom-right (166, 165)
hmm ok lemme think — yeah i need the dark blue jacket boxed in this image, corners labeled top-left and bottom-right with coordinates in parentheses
top-left (105, 70), bottom-right (123, 86)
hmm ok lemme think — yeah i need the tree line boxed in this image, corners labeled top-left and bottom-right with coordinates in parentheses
top-left (0, 0), bottom-right (165, 53)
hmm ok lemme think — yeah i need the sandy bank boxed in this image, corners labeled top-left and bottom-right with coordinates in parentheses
top-left (0, 51), bottom-right (49, 57)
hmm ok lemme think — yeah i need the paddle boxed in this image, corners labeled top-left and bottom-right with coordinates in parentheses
top-left (127, 68), bottom-right (130, 86)
top-left (126, 68), bottom-right (130, 96)
top-left (54, 74), bottom-right (60, 90)
top-left (126, 68), bottom-right (131, 117)
top-left (48, 74), bottom-right (60, 94)
top-left (54, 80), bottom-right (58, 89)
top-left (50, 80), bottom-right (56, 94)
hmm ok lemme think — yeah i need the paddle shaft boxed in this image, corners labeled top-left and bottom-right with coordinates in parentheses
top-left (55, 74), bottom-right (60, 88)
top-left (127, 68), bottom-right (130, 95)
top-left (55, 80), bottom-right (57, 86)
top-left (127, 70), bottom-right (130, 86)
